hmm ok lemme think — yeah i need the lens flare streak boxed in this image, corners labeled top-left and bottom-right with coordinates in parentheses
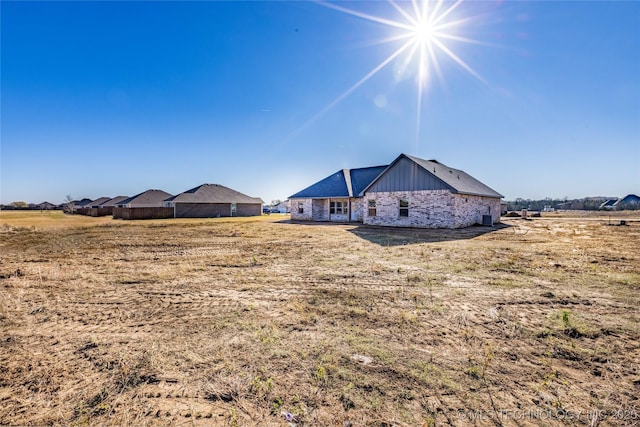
top-left (310, 0), bottom-right (487, 146)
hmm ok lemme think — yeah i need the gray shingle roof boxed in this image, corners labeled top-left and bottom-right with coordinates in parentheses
top-left (73, 198), bottom-right (93, 208)
top-left (289, 165), bottom-right (387, 199)
top-left (403, 155), bottom-right (503, 198)
top-left (118, 190), bottom-right (173, 207)
top-left (88, 197), bottom-right (112, 208)
top-left (166, 184), bottom-right (263, 204)
top-left (101, 196), bottom-right (129, 207)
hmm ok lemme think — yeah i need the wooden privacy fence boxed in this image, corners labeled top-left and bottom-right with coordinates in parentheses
top-left (84, 207), bottom-right (115, 217)
top-left (113, 207), bottom-right (173, 220)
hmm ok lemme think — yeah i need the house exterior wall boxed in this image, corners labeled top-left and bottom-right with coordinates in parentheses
top-left (175, 203), bottom-right (231, 218)
top-left (312, 199), bottom-right (328, 221)
top-left (364, 190), bottom-right (456, 228)
top-left (290, 198), bottom-right (356, 222)
top-left (237, 203), bottom-right (262, 217)
top-left (452, 194), bottom-right (501, 228)
top-left (350, 198), bottom-right (364, 222)
top-left (290, 199), bottom-right (313, 220)
top-left (363, 190), bottom-right (501, 228)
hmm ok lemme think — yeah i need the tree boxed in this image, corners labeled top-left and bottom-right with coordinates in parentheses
top-left (11, 201), bottom-right (28, 209)
top-left (64, 195), bottom-right (75, 214)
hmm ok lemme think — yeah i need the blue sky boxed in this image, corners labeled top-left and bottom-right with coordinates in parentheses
top-left (1, 0), bottom-right (638, 205)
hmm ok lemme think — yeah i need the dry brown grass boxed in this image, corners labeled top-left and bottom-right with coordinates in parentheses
top-left (1, 212), bottom-right (639, 426)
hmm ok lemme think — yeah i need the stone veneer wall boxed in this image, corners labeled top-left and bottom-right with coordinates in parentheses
top-left (350, 198), bottom-right (364, 222)
top-left (290, 198), bottom-right (356, 222)
top-left (363, 190), bottom-right (501, 228)
top-left (452, 194), bottom-right (501, 228)
top-left (290, 199), bottom-right (313, 221)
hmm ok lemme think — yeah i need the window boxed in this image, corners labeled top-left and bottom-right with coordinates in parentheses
top-left (399, 199), bottom-right (409, 217)
top-left (231, 203), bottom-right (237, 216)
top-left (298, 202), bottom-right (304, 214)
top-left (368, 200), bottom-right (376, 217)
top-left (330, 201), bottom-right (348, 215)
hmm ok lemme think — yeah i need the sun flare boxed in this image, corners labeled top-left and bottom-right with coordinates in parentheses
top-left (312, 0), bottom-right (488, 146)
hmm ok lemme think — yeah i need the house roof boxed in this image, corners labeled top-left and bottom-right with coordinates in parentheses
top-left (88, 197), bottom-right (112, 208)
top-left (37, 201), bottom-right (57, 208)
top-left (408, 155), bottom-right (503, 198)
top-left (289, 165), bottom-right (387, 199)
top-left (101, 196), bottom-right (129, 207)
top-left (73, 198), bottom-right (93, 207)
top-left (615, 194), bottom-right (640, 205)
top-left (118, 190), bottom-right (173, 206)
top-left (165, 184), bottom-right (263, 204)
top-left (362, 154), bottom-right (503, 198)
top-left (600, 199), bottom-right (617, 208)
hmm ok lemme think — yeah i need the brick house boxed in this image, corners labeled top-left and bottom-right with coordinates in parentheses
top-left (289, 154), bottom-right (503, 228)
top-left (113, 189), bottom-right (174, 219)
top-left (164, 184), bottom-right (263, 218)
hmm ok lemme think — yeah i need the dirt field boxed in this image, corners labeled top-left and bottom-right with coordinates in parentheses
top-left (1, 211), bottom-right (639, 426)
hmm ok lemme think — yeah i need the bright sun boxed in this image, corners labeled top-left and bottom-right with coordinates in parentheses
top-left (309, 0), bottom-right (487, 145)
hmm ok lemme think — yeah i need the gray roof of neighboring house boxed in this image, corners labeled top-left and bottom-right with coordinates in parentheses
top-left (362, 154), bottom-right (503, 198)
top-left (289, 166), bottom-right (387, 199)
top-left (88, 197), bottom-right (112, 208)
top-left (101, 196), bottom-right (129, 207)
top-left (118, 190), bottom-right (173, 207)
top-left (73, 198), bottom-right (93, 207)
top-left (165, 184), bottom-right (263, 204)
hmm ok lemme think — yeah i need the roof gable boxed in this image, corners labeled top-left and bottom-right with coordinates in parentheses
top-left (101, 196), bottom-right (129, 207)
top-left (89, 197), bottom-right (112, 208)
top-left (364, 154), bottom-right (503, 198)
top-left (118, 190), bottom-right (173, 206)
top-left (167, 184), bottom-right (263, 204)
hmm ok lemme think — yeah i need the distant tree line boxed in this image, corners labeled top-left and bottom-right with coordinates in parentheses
top-left (505, 197), bottom-right (638, 211)
top-left (1, 201), bottom-right (62, 210)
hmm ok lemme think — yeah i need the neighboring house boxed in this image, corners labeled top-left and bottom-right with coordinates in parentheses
top-left (85, 196), bottom-right (127, 217)
top-left (599, 199), bottom-right (617, 210)
top-left (613, 194), bottom-right (640, 210)
top-left (290, 153), bottom-right (503, 229)
top-left (113, 190), bottom-right (174, 220)
top-left (599, 194), bottom-right (640, 211)
top-left (68, 198), bottom-right (93, 214)
top-left (271, 200), bottom-right (290, 213)
top-left (36, 201), bottom-right (57, 210)
top-left (164, 184), bottom-right (263, 218)
top-left (78, 196), bottom-right (111, 216)
top-left (88, 197), bottom-right (112, 208)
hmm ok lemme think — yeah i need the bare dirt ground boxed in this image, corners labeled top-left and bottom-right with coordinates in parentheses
top-left (1, 211), bottom-right (639, 426)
